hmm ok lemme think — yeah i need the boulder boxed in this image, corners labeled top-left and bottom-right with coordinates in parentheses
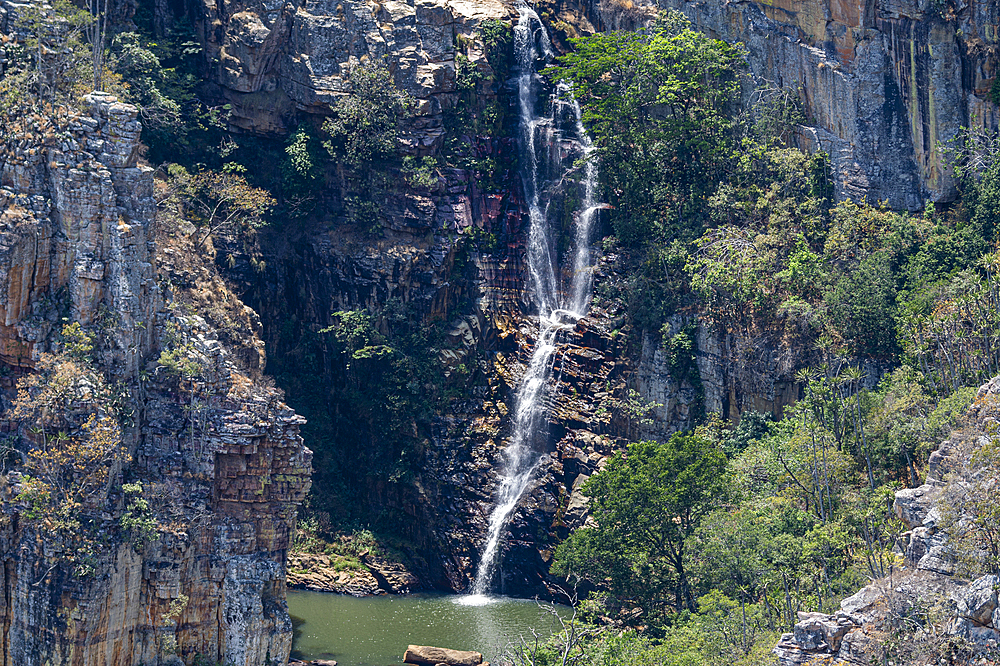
top-left (893, 484), bottom-right (940, 530)
top-left (792, 612), bottom-right (857, 652)
top-left (404, 645), bottom-right (483, 666)
top-left (955, 575), bottom-right (1000, 626)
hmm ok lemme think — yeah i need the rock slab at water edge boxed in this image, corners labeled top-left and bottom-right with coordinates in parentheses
top-left (404, 645), bottom-right (484, 665)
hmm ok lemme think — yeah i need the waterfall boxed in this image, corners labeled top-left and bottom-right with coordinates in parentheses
top-left (460, 3), bottom-right (601, 603)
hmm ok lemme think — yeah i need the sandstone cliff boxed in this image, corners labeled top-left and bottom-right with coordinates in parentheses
top-left (187, 0), bottom-right (512, 142)
top-left (0, 93), bottom-right (311, 665)
top-left (188, 0), bottom-right (829, 593)
top-left (190, 0), bottom-right (1000, 210)
top-left (137, 0), bottom-right (985, 600)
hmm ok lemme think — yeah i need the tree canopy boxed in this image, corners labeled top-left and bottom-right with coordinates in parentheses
top-left (550, 12), bottom-right (746, 246)
top-left (555, 433), bottom-right (728, 617)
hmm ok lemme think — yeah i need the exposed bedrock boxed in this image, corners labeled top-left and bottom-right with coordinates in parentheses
top-left (170, 0), bottom-right (935, 597)
top-left (178, 0), bottom-right (1000, 209)
top-left (0, 94), bottom-right (312, 665)
top-left (546, 0), bottom-right (1000, 211)
top-left (177, 0), bottom-right (513, 139)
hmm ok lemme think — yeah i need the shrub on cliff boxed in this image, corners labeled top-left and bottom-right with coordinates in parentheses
top-left (110, 32), bottom-right (182, 132)
top-left (321, 61), bottom-right (415, 168)
top-left (165, 163), bottom-right (275, 248)
top-left (281, 124), bottom-right (324, 216)
top-left (109, 25), bottom-right (228, 166)
top-left (9, 323), bottom-right (135, 576)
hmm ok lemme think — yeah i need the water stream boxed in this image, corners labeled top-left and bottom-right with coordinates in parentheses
top-left (462, 2), bottom-right (600, 602)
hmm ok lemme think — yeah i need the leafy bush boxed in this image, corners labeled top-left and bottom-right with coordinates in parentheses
top-left (165, 164), bottom-right (275, 247)
top-left (120, 482), bottom-right (159, 550)
top-left (111, 32), bottom-right (182, 131)
top-left (110, 26), bottom-right (225, 166)
top-left (478, 18), bottom-right (513, 75)
top-left (321, 61), bottom-right (414, 167)
top-left (825, 250), bottom-right (899, 358)
top-left (402, 156), bottom-right (440, 188)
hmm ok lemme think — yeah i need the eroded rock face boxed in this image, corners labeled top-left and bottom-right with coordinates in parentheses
top-left (0, 95), bottom-right (311, 665)
top-left (189, 0), bottom-right (512, 137)
top-left (773, 374), bottom-right (1000, 664)
top-left (553, 0), bottom-right (1000, 211)
top-left (0, 92), bottom-right (156, 374)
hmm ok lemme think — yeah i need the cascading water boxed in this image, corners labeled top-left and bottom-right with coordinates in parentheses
top-left (459, 3), bottom-right (601, 604)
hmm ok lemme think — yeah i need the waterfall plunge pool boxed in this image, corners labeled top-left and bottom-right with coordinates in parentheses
top-left (288, 590), bottom-right (571, 666)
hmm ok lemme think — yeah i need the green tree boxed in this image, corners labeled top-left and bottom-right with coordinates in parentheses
top-left (321, 61), bottom-right (414, 167)
top-left (111, 32), bottom-right (181, 130)
top-left (166, 164), bottom-right (275, 248)
top-left (555, 433), bottom-right (728, 616)
top-left (550, 11), bottom-right (746, 246)
top-left (825, 250), bottom-right (899, 358)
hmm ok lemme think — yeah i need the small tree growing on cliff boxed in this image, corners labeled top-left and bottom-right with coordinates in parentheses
top-left (10, 324), bottom-right (131, 576)
top-left (321, 61), bottom-right (415, 168)
top-left (166, 163), bottom-right (275, 249)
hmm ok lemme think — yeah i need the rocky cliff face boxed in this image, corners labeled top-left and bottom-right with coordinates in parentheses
top-left (773, 375), bottom-right (1000, 665)
top-left (546, 0), bottom-right (1000, 211)
top-left (144, 0), bottom-right (961, 600)
top-left (0, 93), bottom-right (311, 665)
top-left (184, 0), bottom-right (512, 141)
top-left (192, 0), bottom-right (833, 593)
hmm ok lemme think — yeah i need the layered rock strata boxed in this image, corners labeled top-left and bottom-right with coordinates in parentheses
top-left (189, 0), bottom-right (895, 595)
top-left (191, 0), bottom-right (512, 140)
top-left (0, 94), bottom-right (311, 665)
top-left (545, 0), bottom-right (1000, 211)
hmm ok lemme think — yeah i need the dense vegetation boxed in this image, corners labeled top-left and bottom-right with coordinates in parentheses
top-left (507, 12), bottom-right (1000, 665)
top-left (4, 2), bottom-right (1000, 662)
top-left (551, 14), bottom-right (997, 367)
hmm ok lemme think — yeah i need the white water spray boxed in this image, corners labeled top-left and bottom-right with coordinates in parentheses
top-left (460, 3), bottom-right (601, 604)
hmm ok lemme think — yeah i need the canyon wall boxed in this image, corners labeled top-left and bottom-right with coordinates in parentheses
top-left (0, 92), bottom-right (311, 665)
top-left (545, 0), bottom-right (1000, 211)
top-left (187, 0), bottom-right (828, 593)
top-left (148, 0), bottom-right (1000, 597)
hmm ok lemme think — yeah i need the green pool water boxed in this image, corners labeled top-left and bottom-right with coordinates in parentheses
top-left (287, 591), bottom-right (570, 666)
